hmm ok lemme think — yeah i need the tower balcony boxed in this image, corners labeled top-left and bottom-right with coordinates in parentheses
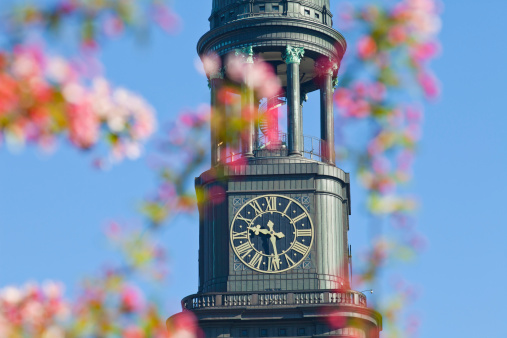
top-left (182, 289), bottom-right (368, 311)
top-left (222, 132), bottom-right (327, 163)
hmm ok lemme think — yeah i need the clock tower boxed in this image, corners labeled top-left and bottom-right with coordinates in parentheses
top-left (170, 1), bottom-right (382, 337)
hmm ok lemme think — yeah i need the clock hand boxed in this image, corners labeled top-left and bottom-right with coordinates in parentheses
top-left (247, 224), bottom-right (269, 236)
top-left (265, 220), bottom-right (283, 269)
top-left (269, 233), bottom-right (282, 270)
top-left (265, 220), bottom-right (285, 238)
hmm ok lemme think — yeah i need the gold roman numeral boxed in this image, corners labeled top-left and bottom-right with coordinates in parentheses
top-left (265, 196), bottom-right (277, 212)
top-left (236, 215), bottom-right (253, 226)
top-left (285, 254), bottom-right (296, 267)
top-left (283, 201), bottom-right (292, 215)
top-left (236, 242), bottom-right (253, 258)
top-left (291, 213), bottom-right (307, 224)
top-left (267, 256), bottom-right (280, 272)
top-left (232, 231), bottom-right (249, 240)
top-left (249, 252), bottom-right (263, 269)
top-left (292, 241), bottom-right (309, 255)
top-left (249, 200), bottom-right (264, 215)
top-left (296, 229), bottom-right (312, 237)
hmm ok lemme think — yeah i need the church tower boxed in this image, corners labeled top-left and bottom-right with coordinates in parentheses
top-left (171, 1), bottom-right (382, 337)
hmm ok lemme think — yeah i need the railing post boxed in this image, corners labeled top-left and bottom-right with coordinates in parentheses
top-left (287, 292), bottom-right (294, 304)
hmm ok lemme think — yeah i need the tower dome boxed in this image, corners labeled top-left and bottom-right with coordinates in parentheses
top-left (198, 0), bottom-right (346, 94)
top-left (210, 0), bottom-right (332, 29)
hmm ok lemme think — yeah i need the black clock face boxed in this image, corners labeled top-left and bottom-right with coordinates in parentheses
top-left (230, 195), bottom-right (313, 273)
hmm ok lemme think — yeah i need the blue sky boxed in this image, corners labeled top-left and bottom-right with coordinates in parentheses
top-left (1, 1), bottom-right (506, 337)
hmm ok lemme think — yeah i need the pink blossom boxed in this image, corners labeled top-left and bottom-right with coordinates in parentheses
top-left (67, 99), bottom-right (99, 149)
top-left (120, 285), bottom-right (145, 313)
top-left (410, 41), bottom-right (440, 62)
top-left (397, 150), bottom-right (414, 172)
top-left (0, 74), bottom-right (19, 114)
top-left (201, 53), bottom-right (222, 77)
top-left (417, 71), bottom-right (440, 98)
top-left (152, 4), bottom-right (181, 34)
top-left (405, 106), bottom-right (423, 122)
top-left (388, 25), bottom-right (407, 45)
top-left (12, 45), bottom-right (44, 79)
top-left (123, 326), bottom-right (144, 338)
top-left (349, 99), bottom-right (371, 118)
top-left (372, 156), bottom-right (391, 175)
top-left (352, 82), bottom-right (368, 98)
top-left (334, 88), bottom-right (354, 109)
top-left (368, 82), bottom-right (386, 102)
top-left (357, 36), bottom-right (377, 59)
top-left (225, 56), bottom-right (281, 98)
top-left (103, 15), bottom-right (124, 37)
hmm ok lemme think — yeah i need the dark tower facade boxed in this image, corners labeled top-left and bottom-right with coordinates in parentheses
top-left (170, 1), bottom-right (382, 337)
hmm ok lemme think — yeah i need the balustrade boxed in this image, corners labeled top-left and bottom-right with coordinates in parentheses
top-left (181, 290), bottom-right (368, 310)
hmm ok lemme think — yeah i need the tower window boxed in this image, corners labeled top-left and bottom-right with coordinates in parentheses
top-left (279, 329), bottom-right (287, 336)
top-left (315, 13), bottom-right (320, 19)
top-left (272, 5), bottom-right (280, 11)
top-left (229, 10), bottom-right (235, 17)
top-left (260, 5), bottom-right (265, 12)
top-left (298, 328), bottom-right (306, 336)
top-left (240, 329), bottom-right (248, 337)
top-left (220, 15), bottom-right (225, 22)
top-left (260, 329), bottom-right (268, 337)
top-left (304, 9), bottom-right (310, 15)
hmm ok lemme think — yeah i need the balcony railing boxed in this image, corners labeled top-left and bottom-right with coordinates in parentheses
top-left (221, 132), bottom-right (323, 163)
top-left (181, 290), bottom-right (367, 311)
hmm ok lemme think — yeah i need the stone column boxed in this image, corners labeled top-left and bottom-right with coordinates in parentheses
top-left (209, 68), bottom-right (225, 166)
top-left (317, 59), bottom-right (338, 164)
top-left (283, 45), bottom-right (305, 156)
top-left (235, 46), bottom-right (255, 158)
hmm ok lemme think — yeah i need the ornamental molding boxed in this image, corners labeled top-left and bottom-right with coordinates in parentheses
top-left (283, 45), bottom-right (305, 64)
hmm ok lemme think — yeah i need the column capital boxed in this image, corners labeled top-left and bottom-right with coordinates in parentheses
top-left (300, 92), bottom-right (308, 106)
top-left (209, 67), bottom-right (225, 80)
top-left (332, 77), bottom-right (339, 90)
top-left (235, 45), bottom-right (255, 64)
top-left (315, 57), bottom-right (338, 76)
top-left (283, 45), bottom-right (305, 65)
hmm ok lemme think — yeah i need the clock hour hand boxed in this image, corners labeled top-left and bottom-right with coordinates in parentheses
top-left (248, 224), bottom-right (269, 236)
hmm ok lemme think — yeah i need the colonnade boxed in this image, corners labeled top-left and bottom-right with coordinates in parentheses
top-left (208, 45), bottom-right (338, 166)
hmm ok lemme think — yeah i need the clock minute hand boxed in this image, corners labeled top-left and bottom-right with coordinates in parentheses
top-left (266, 220), bottom-right (285, 238)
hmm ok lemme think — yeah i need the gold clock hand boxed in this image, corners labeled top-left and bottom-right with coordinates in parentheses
top-left (270, 235), bottom-right (278, 256)
top-left (266, 220), bottom-right (274, 232)
top-left (273, 232), bottom-right (285, 238)
top-left (248, 225), bottom-right (270, 235)
top-left (266, 220), bottom-right (285, 238)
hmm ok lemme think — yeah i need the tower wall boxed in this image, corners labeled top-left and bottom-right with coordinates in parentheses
top-left (196, 158), bottom-right (351, 294)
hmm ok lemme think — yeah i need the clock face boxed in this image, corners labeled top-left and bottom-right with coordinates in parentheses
top-left (230, 194), bottom-right (313, 273)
